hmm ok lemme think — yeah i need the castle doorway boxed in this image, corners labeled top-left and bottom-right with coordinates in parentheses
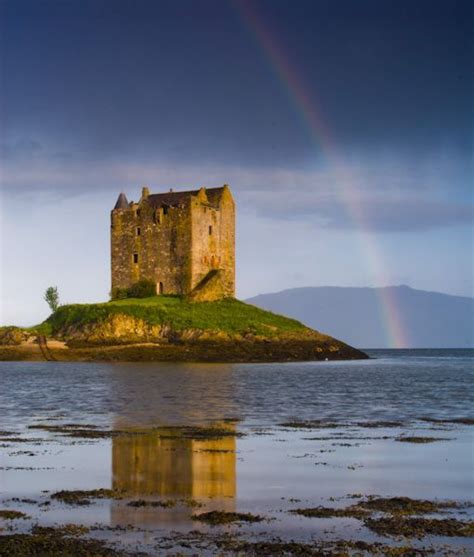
top-left (158, 282), bottom-right (164, 295)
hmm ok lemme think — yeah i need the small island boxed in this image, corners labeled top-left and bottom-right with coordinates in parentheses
top-left (0, 186), bottom-right (367, 362)
top-left (0, 296), bottom-right (366, 362)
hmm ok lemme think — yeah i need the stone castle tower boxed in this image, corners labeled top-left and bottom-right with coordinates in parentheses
top-left (111, 185), bottom-right (235, 301)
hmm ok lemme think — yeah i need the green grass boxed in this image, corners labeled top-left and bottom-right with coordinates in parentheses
top-left (26, 322), bottom-right (53, 336)
top-left (46, 296), bottom-right (308, 337)
top-left (0, 322), bottom-right (53, 341)
top-left (0, 323), bottom-right (52, 334)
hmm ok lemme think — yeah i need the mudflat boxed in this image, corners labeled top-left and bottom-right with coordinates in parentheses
top-left (1, 350), bottom-right (472, 556)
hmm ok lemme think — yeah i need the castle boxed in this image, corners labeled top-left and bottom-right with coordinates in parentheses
top-left (111, 185), bottom-right (235, 301)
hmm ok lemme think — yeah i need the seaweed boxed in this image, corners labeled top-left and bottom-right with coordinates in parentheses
top-left (157, 425), bottom-right (242, 440)
top-left (51, 489), bottom-right (124, 505)
top-left (0, 529), bottom-right (128, 556)
top-left (357, 496), bottom-right (459, 515)
top-left (395, 436), bottom-right (450, 444)
top-left (354, 421), bottom-right (404, 428)
top-left (28, 423), bottom-right (99, 431)
top-left (31, 525), bottom-right (90, 537)
top-left (192, 511), bottom-right (265, 525)
top-left (0, 510), bottom-right (29, 520)
top-left (214, 538), bottom-right (435, 556)
top-left (290, 506), bottom-right (369, 520)
top-left (126, 499), bottom-right (175, 508)
top-left (364, 516), bottom-right (474, 538)
top-left (420, 417), bottom-right (474, 426)
top-left (279, 420), bottom-right (341, 429)
top-left (26, 423), bottom-right (241, 441)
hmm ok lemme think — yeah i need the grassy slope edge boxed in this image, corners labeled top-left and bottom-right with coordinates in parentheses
top-left (46, 296), bottom-right (313, 338)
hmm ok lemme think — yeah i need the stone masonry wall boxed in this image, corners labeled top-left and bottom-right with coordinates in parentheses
top-left (111, 197), bottom-right (192, 295)
top-left (111, 186), bottom-right (235, 298)
top-left (190, 187), bottom-right (235, 298)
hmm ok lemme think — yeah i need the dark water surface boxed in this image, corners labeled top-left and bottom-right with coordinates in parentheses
top-left (1, 349), bottom-right (473, 555)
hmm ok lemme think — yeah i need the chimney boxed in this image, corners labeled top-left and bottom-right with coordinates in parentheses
top-left (142, 186), bottom-right (150, 199)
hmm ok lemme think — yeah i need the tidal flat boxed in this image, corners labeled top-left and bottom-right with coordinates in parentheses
top-left (0, 349), bottom-right (473, 556)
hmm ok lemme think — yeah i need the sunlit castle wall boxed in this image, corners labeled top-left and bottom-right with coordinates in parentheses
top-left (110, 185), bottom-right (235, 300)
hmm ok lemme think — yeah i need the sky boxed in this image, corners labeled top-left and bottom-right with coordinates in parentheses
top-left (0, 0), bottom-right (473, 326)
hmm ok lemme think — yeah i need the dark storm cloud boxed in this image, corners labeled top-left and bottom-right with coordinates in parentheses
top-left (0, 0), bottom-right (472, 232)
top-left (253, 193), bottom-right (474, 232)
top-left (1, 0), bottom-right (472, 166)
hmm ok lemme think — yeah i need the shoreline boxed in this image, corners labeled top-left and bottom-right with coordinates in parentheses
top-left (0, 338), bottom-right (368, 363)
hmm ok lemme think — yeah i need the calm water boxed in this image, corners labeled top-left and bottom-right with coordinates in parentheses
top-left (1, 349), bottom-right (473, 429)
top-left (1, 349), bottom-right (473, 555)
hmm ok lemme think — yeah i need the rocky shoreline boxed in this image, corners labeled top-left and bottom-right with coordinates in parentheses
top-left (0, 335), bottom-right (367, 363)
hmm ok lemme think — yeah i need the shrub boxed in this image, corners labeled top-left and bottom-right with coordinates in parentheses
top-left (111, 279), bottom-right (157, 300)
top-left (110, 287), bottom-right (128, 300)
top-left (127, 279), bottom-right (157, 298)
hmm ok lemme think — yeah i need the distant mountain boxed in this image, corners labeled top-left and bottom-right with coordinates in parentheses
top-left (246, 286), bottom-right (474, 348)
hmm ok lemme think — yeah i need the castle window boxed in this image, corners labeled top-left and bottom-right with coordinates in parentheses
top-left (136, 209), bottom-right (141, 217)
top-left (163, 206), bottom-right (168, 215)
top-left (209, 225), bottom-right (213, 235)
top-left (133, 253), bottom-right (139, 264)
top-left (136, 227), bottom-right (141, 236)
top-left (158, 281), bottom-right (164, 295)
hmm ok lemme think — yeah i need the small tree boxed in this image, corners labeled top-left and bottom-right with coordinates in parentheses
top-left (44, 286), bottom-right (60, 313)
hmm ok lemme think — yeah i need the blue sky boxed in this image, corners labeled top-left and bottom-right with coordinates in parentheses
top-left (1, 0), bottom-right (472, 325)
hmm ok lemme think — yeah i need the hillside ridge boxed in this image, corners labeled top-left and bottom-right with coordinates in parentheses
top-left (247, 285), bottom-right (474, 348)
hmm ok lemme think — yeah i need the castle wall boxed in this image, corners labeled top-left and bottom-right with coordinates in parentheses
top-left (190, 187), bottom-right (235, 297)
top-left (190, 198), bottom-right (220, 288)
top-left (111, 209), bottom-right (137, 291)
top-left (111, 199), bottom-right (192, 295)
top-left (216, 187), bottom-right (236, 298)
top-left (111, 186), bottom-right (235, 298)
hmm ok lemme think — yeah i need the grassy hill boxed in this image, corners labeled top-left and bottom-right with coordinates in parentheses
top-left (1, 296), bottom-right (367, 362)
top-left (47, 296), bottom-right (309, 337)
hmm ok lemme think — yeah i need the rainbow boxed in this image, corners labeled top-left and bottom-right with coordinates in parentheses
top-left (234, 0), bottom-right (407, 348)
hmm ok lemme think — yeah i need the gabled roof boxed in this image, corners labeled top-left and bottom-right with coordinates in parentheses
top-left (114, 192), bottom-right (129, 210)
top-left (147, 186), bottom-right (226, 209)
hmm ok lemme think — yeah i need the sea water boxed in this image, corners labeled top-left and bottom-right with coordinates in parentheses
top-left (0, 349), bottom-right (473, 554)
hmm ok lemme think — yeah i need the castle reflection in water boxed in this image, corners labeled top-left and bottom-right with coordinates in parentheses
top-left (110, 424), bottom-right (237, 526)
